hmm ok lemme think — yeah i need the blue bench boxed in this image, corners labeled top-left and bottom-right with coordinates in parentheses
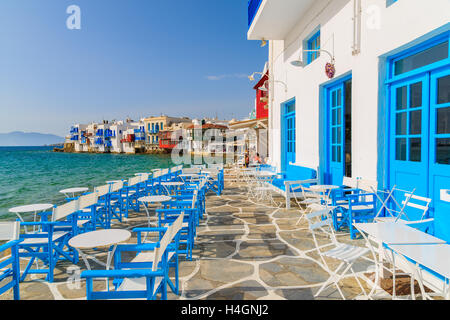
top-left (270, 164), bottom-right (318, 209)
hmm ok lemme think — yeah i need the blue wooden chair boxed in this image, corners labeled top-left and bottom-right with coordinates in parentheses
top-left (332, 179), bottom-right (378, 239)
top-left (157, 192), bottom-right (198, 261)
top-left (18, 199), bottom-right (80, 282)
top-left (0, 221), bottom-right (21, 300)
top-left (81, 213), bottom-right (184, 300)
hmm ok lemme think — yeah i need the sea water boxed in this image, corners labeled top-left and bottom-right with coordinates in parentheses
top-left (0, 146), bottom-right (175, 220)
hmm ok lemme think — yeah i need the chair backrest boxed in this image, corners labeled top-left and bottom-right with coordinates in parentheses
top-left (111, 181), bottom-right (124, 192)
top-left (343, 176), bottom-right (358, 189)
top-left (306, 205), bottom-right (338, 250)
top-left (128, 176), bottom-right (140, 187)
top-left (160, 168), bottom-right (169, 176)
top-left (153, 170), bottom-right (161, 179)
top-left (402, 193), bottom-right (432, 220)
top-left (78, 193), bottom-right (99, 210)
top-left (139, 173), bottom-right (149, 182)
top-left (182, 168), bottom-right (201, 174)
top-left (95, 184), bottom-right (110, 197)
top-left (0, 221), bottom-right (20, 241)
top-left (191, 190), bottom-right (198, 209)
top-left (176, 165), bottom-right (183, 172)
top-left (52, 199), bottom-right (80, 222)
top-left (152, 212), bottom-right (184, 271)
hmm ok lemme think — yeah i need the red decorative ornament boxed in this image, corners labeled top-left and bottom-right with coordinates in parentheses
top-left (325, 62), bottom-right (336, 79)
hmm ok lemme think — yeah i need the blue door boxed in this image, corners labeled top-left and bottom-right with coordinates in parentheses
top-left (389, 66), bottom-right (450, 238)
top-left (389, 73), bottom-right (430, 199)
top-left (429, 66), bottom-right (450, 239)
top-left (282, 99), bottom-right (296, 171)
top-left (328, 83), bottom-right (345, 185)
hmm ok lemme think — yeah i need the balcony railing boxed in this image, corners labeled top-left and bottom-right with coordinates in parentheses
top-left (248, 0), bottom-right (263, 28)
top-left (70, 135), bottom-right (79, 141)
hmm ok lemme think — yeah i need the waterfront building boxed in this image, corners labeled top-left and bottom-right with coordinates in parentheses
top-left (247, 0), bottom-right (450, 239)
top-left (186, 121), bottom-right (228, 154)
top-left (143, 116), bottom-right (191, 150)
top-left (70, 124), bottom-right (87, 152)
top-left (109, 121), bottom-right (126, 154)
top-left (83, 123), bottom-right (97, 152)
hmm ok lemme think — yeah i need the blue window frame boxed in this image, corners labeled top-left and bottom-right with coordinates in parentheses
top-left (307, 30), bottom-right (321, 64)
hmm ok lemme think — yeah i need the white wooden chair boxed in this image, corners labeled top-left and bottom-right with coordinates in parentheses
top-left (306, 204), bottom-right (377, 300)
top-left (18, 199), bottom-right (81, 282)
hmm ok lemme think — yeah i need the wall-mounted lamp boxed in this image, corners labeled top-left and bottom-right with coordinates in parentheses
top-left (290, 49), bottom-right (335, 67)
top-left (248, 71), bottom-right (265, 81)
top-left (259, 80), bottom-right (287, 93)
top-left (260, 38), bottom-right (267, 47)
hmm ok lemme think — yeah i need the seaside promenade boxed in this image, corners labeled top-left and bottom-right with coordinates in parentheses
top-left (1, 175), bottom-right (401, 301)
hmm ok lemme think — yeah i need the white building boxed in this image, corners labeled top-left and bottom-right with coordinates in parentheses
top-left (248, 0), bottom-right (450, 239)
top-left (109, 121), bottom-right (126, 154)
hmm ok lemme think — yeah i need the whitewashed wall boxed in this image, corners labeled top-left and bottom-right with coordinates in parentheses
top-left (268, 0), bottom-right (450, 180)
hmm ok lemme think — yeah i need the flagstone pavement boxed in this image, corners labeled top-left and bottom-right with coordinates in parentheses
top-left (1, 181), bottom-right (385, 300)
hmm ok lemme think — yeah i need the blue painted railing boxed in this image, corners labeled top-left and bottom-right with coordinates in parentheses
top-left (248, 0), bottom-right (263, 28)
top-left (70, 135), bottom-right (79, 141)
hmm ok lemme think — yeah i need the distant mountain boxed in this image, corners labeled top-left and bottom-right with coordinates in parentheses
top-left (0, 131), bottom-right (64, 146)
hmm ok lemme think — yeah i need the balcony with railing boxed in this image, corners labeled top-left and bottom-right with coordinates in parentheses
top-left (94, 138), bottom-right (104, 145)
top-left (70, 127), bottom-right (79, 135)
top-left (105, 129), bottom-right (115, 138)
top-left (95, 129), bottom-right (104, 137)
top-left (70, 135), bottom-right (79, 141)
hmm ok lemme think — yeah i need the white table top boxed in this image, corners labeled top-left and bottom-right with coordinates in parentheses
top-left (389, 243), bottom-right (450, 280)
top-left (59, 187), bottom-right (89, 194)
top-left (311, 185), bottom-right (340, 191)
top-left (354, 222), bottom-right (447, 245)
top-left (69, 229), bottom-right (131, 250)
top-left (9, 203), bottom-right (54, 213)
top-left (138, 196), bottom-right (172, 203)
top-left (161, 182), bottom-right (185, 186)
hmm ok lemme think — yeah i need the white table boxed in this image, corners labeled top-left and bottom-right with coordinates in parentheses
top-left (354, 222), bottom-right (446, 246)
top-left (9, 203), bottom-right (54, 233)
top-left (138, 195), bottom-right (171, 227)
top-left (355, 222), bottom-right (447, 298)
top-left (69, 229), bottom-right (131, 289)
top-left (389, 243), bottom-right (450, 299)
top-left (59, 187), bottom-right (89, 199)
top-left (161, 181), bottom-right (184, 195)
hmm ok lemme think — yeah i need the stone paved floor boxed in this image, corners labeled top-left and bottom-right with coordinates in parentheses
top-left (1, 180), bottom-right (392, 300)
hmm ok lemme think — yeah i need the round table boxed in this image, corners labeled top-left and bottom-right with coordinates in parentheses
top-left (59, 187), bottom-right (89, 199)
top-left (69, 229), bottom-right (131, 289)
top-left (138, 196), bottom-right (172, 242)
top-left (310, 185), bottom-right (340, 203)
top-left (161, 182), bottom-right (185, 196)
top-left (9, 203), bottom-right (54, 233)
top-left (310, 185), bottom-right (340, 191)
top-left (179, 173), bottom-right (202, 183)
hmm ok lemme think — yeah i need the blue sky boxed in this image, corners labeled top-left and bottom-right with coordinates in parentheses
top-left (0, 0), bottom-right (267, 136)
